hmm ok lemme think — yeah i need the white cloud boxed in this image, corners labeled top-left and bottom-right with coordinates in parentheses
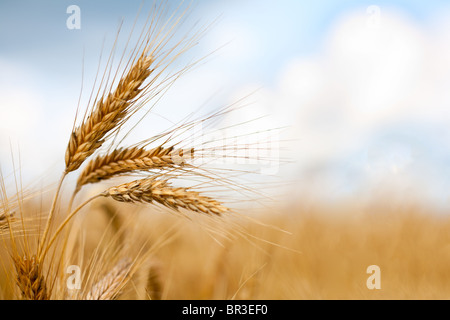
top-left (0, 59), bottom-right (45, 177)
top-left (3, 6), bottom-right (450, 209)
top-left (223, 9), bottom-right (450, 207)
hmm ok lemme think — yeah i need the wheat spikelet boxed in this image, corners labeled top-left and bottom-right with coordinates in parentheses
top-left (85, 258), bottom-right (132, 300)
top-left (102, 178), bottom-right (228, 215)
top-left (65, 53), bottom-right (155, 173)
top-left (75, 146), bottom-right (193, 193)
top-left (14, 255), bottom-right (49, 300)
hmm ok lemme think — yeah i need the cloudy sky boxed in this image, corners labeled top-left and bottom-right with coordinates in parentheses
top-left (1, 0), bottom-right (450, 208)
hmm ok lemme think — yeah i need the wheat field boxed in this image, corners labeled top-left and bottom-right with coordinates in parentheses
top-left (2, 196), bottom-right (450, 299)
top-left (1, 3), bottom-right (450, 301)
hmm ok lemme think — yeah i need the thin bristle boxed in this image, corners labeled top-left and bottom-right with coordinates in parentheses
top-left (102, 178), bottom-right (228, 215)
top-left (65, 54), bottom-right (155, 173)
top-left (75, 146), bottom-right (193, 193)
top-left (14, 255), bottom-right (49, 300)
top-left (85, 258), bottom-right (132, 300)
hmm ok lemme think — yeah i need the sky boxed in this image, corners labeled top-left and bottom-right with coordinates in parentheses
top-left (2, 1), bottom-right (450, 209)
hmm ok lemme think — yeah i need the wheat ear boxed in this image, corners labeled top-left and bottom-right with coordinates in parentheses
top-left (85, 258), bottom-right (132, 300)
top-left (74, 146), bottom-right (193, 194)
top-left (102, 178), bottom-right (228, 215)
top-left (0, 210), bottom-right (13, 230)
top-left (14, 255), bottom-right (49, 300)
top-left (65, 53), bottom-right (155, 173)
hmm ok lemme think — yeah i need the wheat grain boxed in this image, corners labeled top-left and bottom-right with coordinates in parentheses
top-left (75, 146), bottom-right (193, 193)
top-left (101, 178), bottom-right (228, 215)
top-left (85, 258), bottom-right (132, 300)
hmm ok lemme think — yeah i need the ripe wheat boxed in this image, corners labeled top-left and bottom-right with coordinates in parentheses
top-left (14, 255), bottom-right (49, 300)
top-left (102, 178), bottom-right (228, 215)
top-left (65, 54), bottom-right (155, 173)
top-left (75, 146), bottom-right (193, 194)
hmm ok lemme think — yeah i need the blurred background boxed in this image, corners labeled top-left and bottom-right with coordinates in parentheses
top-left (1, 0), bottom-right (450, 210)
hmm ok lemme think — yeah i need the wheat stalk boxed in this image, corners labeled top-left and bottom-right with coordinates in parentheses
top-left (74, 146), bottom-right (193, 194)
top-left (101, 178), bottom-right (228, 215)
top-left (85, 258), bottom-right (132, 300)
top-left (14, 255), bottom-right (49, 300)
top-left (65, 53), bottom-right (155, 173)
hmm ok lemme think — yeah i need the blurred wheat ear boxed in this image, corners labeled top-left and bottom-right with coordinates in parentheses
top-left (145, 261), bottom-right (163, 300)
top-left (85, 258), bottom-right (133, 300)
top-left (38, 3), bottom-right (206, 259)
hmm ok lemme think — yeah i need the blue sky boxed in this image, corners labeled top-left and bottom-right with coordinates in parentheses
top-left (2, 1), bottom-right (450, 208)
top-left (1, 0), bottom-right (448, 85)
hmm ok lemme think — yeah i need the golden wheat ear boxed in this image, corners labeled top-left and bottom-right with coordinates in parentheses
top-left (0, 210), bottom-right (14, 232)
top-left (145, 260), bottom-right (163, 300)
top-left (74, 146), bottom-right (193, 194)
top-left (65, 53), bottom-right (155, 173)
top-left (13, 255), bottom-right (49, 300)
top-left (101, 178), bottom-right (228, 215)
